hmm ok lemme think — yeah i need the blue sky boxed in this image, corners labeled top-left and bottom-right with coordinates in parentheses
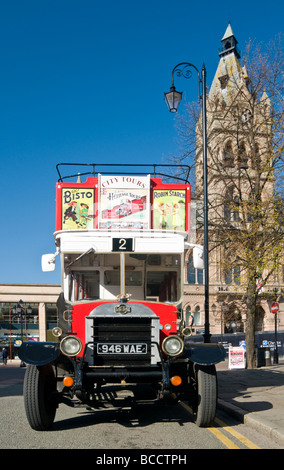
top-left (0, 0), bottom-right (283, 285)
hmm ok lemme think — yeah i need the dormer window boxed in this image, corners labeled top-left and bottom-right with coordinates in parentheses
top-left (219, 74), bottom-right (229, 90)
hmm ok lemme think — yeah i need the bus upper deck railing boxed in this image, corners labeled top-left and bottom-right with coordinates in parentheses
top-left (56, 163), bottom-right (192, 184)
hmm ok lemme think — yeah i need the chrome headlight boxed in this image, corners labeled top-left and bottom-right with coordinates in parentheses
top-left (60, 336), bottom-right (82, 356)
top-left (162, 336), bottom-right (184, 357)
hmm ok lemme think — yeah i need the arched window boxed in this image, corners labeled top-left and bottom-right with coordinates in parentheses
top-left (225, 265), bottom-right (241, 285)
top-left (185, 305), bottom-right (201, 327)
top-left (224, 308), bottom-right (244, 333)
top-left (224, 187), bottom-right (233, 221)
top-left (185, 306), bottom-right (194, 326)
top-left (246, 191), bottom-right (255, 222)
top-left (233, 195), bottom-right (240, 221)
top-left (224, 249), bottom-right (241, 286)
top-left (223, 140), bottom-right (234, 167)
top-left (237, 141), bottom-right (248, 169)
top-left (251, 143), bottom-right (261, 170)
top-left (224, 187), bottom-right (240, 222)
top-left (194, 306), bottom-right (201, 325)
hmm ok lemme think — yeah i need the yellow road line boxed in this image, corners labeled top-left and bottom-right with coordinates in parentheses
top-left (214, 417), bottom-right (260, 449)
top-left (180, 402), bottom-right (239, 449)
top-left (207, 426), bottom-right (240, 449)
top-left (179, 401), bottom-right (260, 449)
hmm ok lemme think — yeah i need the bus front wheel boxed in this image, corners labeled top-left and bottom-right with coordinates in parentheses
top-left (23, 364), bottom-right (57, 431)
top-left (190, 364), bottom-right (217, 427)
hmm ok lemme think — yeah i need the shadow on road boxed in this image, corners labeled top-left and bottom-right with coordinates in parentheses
top-left (0, 365), bottom-right (26, 397)
top-left (0, 365), bottom-right (194, 430)
top-left (52, 401), bottom-right (193, 431)
top-left (217, 367), bottom-right (284, 414)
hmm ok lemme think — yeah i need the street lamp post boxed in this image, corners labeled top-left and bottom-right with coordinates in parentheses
top-left (271, 299), bottom-right (279, 364)
top-left (14, 300), bottom-right (32, 366)
top-left (165, 62), bottom-right (211, 343)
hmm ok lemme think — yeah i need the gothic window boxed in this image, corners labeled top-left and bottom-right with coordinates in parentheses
top-left (224, 201), bottom-right (231, 221)
top-left (224, 187), bottom-right (233, 221)
top-left (224, 308), bottom-right (244, 333)
top-left (246, 192), bottom-right (254, 222)
top-left (224, 187), bottom-right (239, 221)
top-left (224, 248), bottom-right (241, 286)
top-left (223, 140), bottom-right (234, 167)
top-left (185, 305), bottom-right (201, 326)
top-left (194, 306), bottom-right (201, 325)
top-left (251, 143), bottom-right (261, 170)
top-left (185, 306), bottom-right (195, 327)
top-left (185, 306), bottom-right (192, 325)
top-left (225, 40), bottom-right (231, 50)
top-left (225, 265), bottom-right (241, 285)
top-left (233, 195), bottom-right (240, 221)
top-left (237, 141), bottom-right (248, 169)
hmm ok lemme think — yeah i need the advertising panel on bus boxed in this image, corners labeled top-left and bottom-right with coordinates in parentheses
top-left (99, 174), bottom-right (150, 229)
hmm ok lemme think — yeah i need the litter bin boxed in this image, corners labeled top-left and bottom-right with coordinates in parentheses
top-left (256, 347), bottom-right (265, 367)
top-left (255, 347), bottom-right (271, 367)
top-left (264, 347), bottom-right (271, 366)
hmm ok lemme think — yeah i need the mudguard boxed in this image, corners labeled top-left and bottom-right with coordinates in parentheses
top-left (18, 342), bottom-right (60, 366)
top-left (184, 341), bottom-right (226, 365)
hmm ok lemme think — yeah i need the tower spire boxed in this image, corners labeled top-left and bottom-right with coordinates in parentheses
top-left (219, 22), bottom-right (241, 59)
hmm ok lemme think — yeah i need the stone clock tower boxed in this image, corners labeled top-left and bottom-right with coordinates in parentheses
top-left (183, 23), bottom-right (282, 336)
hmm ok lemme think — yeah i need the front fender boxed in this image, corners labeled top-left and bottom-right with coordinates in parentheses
top-left (184, 341), bottom-right (226, 365)
top-left (18, 342), bottom-right (61, 366)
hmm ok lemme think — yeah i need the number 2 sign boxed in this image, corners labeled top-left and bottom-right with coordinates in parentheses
top-left (112, 238), bottom-right (134, 252)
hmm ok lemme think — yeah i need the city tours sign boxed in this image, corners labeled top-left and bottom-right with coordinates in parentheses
top-left (99, 175), bottom-right (150, 230)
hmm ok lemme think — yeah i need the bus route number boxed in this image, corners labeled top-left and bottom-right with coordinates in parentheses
top-left (112, 238), bottom-right (134, 252)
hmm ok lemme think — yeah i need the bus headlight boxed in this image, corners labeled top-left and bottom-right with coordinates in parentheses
top-left (60, 336), bottom-right (82, 356)
top-left (162, 336), bottom-right (184, 357)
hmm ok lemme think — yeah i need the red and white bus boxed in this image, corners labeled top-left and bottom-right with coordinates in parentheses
top-left (19, 163), bottom-right (225, 430)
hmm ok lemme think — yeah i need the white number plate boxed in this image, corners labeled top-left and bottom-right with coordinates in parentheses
top-left (97, 343), bottom-right (147, 354)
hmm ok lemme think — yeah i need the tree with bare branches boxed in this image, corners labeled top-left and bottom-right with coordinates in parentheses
top-left (172, 32), bottom-right (284, 368)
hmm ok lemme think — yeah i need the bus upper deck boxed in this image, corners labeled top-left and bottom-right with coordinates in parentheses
top-left (42, 163), bottom-right (204, 303)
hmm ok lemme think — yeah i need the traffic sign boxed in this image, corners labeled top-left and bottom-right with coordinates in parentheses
top-left (271, 302), bottom-right (279, 315)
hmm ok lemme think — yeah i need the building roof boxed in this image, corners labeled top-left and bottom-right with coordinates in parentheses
top-left (222, 22), bottom-right (235, 41)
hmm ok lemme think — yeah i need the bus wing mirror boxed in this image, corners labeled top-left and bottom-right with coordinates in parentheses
top-left (193, 246), bottom-right (204, 270)
top-left (42, 253), bottom-right (56, 272)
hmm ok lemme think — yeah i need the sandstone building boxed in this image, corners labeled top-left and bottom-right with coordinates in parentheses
top-left (183, 23), bottom-right (283, 336)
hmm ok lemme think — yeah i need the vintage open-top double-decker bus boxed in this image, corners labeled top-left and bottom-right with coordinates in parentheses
top-left (19, 163), bottom-right (225, 430)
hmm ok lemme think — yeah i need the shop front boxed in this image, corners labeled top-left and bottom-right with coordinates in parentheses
top-left (0, 284), bottom-right (61, 360)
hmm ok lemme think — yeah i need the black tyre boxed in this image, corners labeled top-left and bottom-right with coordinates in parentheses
top-left (23, 364), bottom-right (57, 431)
top-left (192, 364), bottom-right (217, 427)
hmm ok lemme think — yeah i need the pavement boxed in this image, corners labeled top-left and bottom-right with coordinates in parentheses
top-left (2, 358), bottom-right (284, 447)
top-left (216, 359), bottom-right (284, 447)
